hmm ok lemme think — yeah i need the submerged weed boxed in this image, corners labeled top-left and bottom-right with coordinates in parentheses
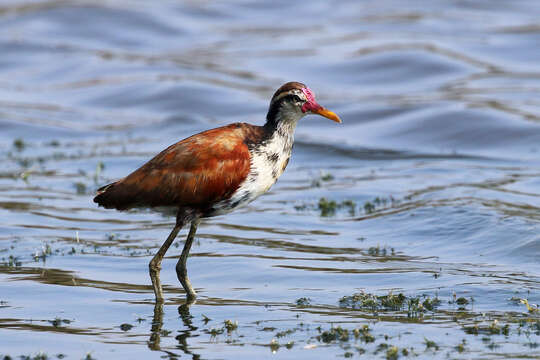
top-left (33, 243), bottom-right (53, 261)
top-left (2, 255), bottom-right (22, 268)
top-left (463, 320), bottom-right (512, 336)
top-left (74, 182), bottom-right (87, 195)
top-left (339, 292), bottom-right (379, 311)
top-left (318, 326), bottom-right (349, 343)
top-left (318, 198), bottom-right (360, 217)
top-left (341, 199), bottom-right (356, 216)
top-left (120, 323), bottom-right (133, 331)
top-left (84, 353), bottom-right (96, 360)
top-left (520, 299), bottom-right (539, 313)
top-left (208, 327), bottom-right (224, 337)
top-left (386, 345), bottom-right (399, 360)
top-left (49, 318), bottom-right (71, 328)
top-left (367, 245), bottom-right (392, 257)
top-left (407, 295), bottom-right (441, 316)
top-left (275, 328), bottom-right (296, 338)
top-left (94, 161), bottom-right (105, 183)
top-left (203, 319), bottom-right (240, 339)
top-left (380, 293), bottom-right (407, 310)
top-left (19, 353), bottom-right (48, 360)
top-left (296, 297), bottom-right (311, 307)
top-left (300, 195), bottom-right (399, 217)
top-left (13, 138), bottom-right (25, 151)
top-left (456, 297), bottom-right (469, 306)
top-left (339, 291), bottom-right (422, 313)
top-left (311, 171), bottom-right (334, 187)
top-left (424, 338), bottom-right (439, 351)
top-left (353, 325), bottom-right (375, 343)
top-left (224, 319), bottom-right (238, 332)
top-left (318, 197), bottom-right (337, 217)
top-left (374, 342), bottom-right (389, 354)
top-left (363, 201), bottom-right (375, 214)
top-left (320, 173), bottom-right (334, 182)
top-left (202, 314), bottom-right (211, 324)
top-left (422, 296), bottom-right (441, 311)
top-left (455, 339), bottom-right (467, 353)
top-left (20, 170), bottom-right (31, 182)
top-left (269, 339), bottom-right (280, 353)
top-left (317, 195), bottom-right (400, 217)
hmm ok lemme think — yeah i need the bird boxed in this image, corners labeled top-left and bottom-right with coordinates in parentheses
top-left (93, 81), bottom-right (341, 303)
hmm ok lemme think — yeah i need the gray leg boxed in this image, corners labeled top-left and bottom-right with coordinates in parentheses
top-left (149, 222), bottom-right (183, 302)
top-left (176, 218), bottom-right (200, 301)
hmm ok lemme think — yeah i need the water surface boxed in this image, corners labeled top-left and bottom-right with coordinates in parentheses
top-left (1, 0), bottom-right (539, 359)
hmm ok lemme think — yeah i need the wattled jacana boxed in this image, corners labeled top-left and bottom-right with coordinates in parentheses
top-left (94, 82), bottom-right (341, 302)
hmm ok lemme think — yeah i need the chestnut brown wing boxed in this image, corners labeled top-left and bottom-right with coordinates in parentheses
top-left (94, 123), bottom-right (262, 211)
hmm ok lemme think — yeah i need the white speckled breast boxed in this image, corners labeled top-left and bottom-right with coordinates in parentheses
top-left (210, 131), bottom-right (293, 216)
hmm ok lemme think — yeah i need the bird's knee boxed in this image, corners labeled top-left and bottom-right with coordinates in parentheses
top-left (176, 262), bottom-right (187, 277)
top-left (149, 259), bottom-right (161, 273)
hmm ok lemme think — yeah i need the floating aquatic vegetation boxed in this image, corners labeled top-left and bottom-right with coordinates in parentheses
top-left (297, 195), bottom-right (401, 217)
top-left (73, 182), bottom-right (87, 195)
top-left (339, 291), bottom-right (405, 311)
top-left (317, 326), bottom-right (350, 343)
top-left (367, 245), bottom-right (395, 257)
top-left (386, 345), bottom-right (399, 360)
top-left (520, 299), bottom-right (539, 314)
top-left (1, 255), bottom-right (22, 268)
top-left (48, 318), bottom-right (71, 328)
top-left (310, 171), bottom-right (334, 187)
top-left (13, 138), bottom-right (25, 152)
top-left (317, 198), bottom-right (360, 217)
top-left (318, 197), bottom-right (337, 217)
top-left (33, 243), bottom-right (53, 261)
top-left (463, 320), bottom-right (512, 336)
top-left (296, 297), bottom-right (311, 307)
top-left (339, 291), bottom-right (442, 318)
top-left (456, 297), bottom-right (469, 305)
top-left (120, 323), bottom-right (133, 331)
top-left (275, 328), bottom-right (296, 338)
top-left (224, 319), bottom-right (238, 332)
top-left (424, 338), bottom-right (439, 351)
top-left (353, 325), bottom-right (375, 343)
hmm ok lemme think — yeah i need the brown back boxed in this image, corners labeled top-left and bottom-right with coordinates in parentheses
top-left (94, 123), bottom-right (265, 212)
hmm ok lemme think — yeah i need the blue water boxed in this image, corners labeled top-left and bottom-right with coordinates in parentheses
top-left (0, 1), bottom-right (539, 359)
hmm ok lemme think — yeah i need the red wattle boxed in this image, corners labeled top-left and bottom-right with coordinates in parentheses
top-left (301, 87), bottom-right (321, 113)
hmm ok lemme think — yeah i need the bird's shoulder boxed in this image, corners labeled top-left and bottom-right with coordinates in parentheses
top-left (147, 122), bottom-right (266, 169)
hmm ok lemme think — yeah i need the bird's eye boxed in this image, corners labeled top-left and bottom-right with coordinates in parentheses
top-left (292, 95), bottom-right (303, 103)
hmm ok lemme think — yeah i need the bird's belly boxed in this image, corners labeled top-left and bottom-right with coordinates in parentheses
top-left (208, 150), bottom-right (290, 216)
top-left (208, 173), bottom-right (276, 216)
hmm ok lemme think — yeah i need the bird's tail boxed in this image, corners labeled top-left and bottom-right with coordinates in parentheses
top-left (93, 181), bottom-right (130, 210)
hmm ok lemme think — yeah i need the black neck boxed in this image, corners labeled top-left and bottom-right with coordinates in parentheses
top-left (265, 94), bottom-right (299, 131)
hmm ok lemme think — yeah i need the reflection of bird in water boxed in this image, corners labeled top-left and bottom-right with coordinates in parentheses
top-left (149, 301), bottom-right (199, 359)
top-left (94, 82), bottom-right (341, 302)
top-left (175, 304), bottom-right (198, 356)
top-left (148, 303), bottom-right (163, 351)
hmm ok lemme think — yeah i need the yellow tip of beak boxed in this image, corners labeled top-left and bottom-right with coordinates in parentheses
top-left (313, 107), bottom-right (342, 123)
